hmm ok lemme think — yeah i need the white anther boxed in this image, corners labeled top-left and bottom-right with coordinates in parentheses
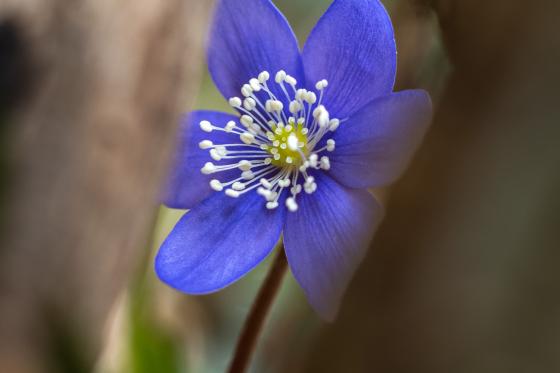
top-left (241, 84), bottom-right (253, 97)
top-left (290, 185), bottom-right (302, 195)
top-left (275, 70), bottom-right (287, 83)
top-left (304, 177), bottom-right (317, 194)
top-left (295, 89), bottom-right (307, 100)
top-left (258, 187), bottom-right (272, 198)
top-left (289, 101), bottom-right (301, 113)
top-left (305, 92), bottom-right (317, 104)
top-left (225, 121), bottom-right (236, 132)
top-left (278, 179), bottom-right (291, 188)
top-left (229, 97), bottom-right (242, 108)
top-left (273, 153), bottom-right (281, 160)
top-left (225, 189), bottom-right (240, 198)
top-left (316, 79), bottom-right (329, 90)
top-left (313, 105), bottom-right (325, 118)
top-left (258, 71), bottom-right (270, 83)
top-left (249, 78), bottom-right (261, 92)
top-left (264, 158), bottom-right (272, 165)
top-left (318, 109), bottom-right (330, 127)
top-left (199, 120), bottom-right (213, 132)
top-left (286, 156), bottom-right (293, 164)
top-left (280, 143), bottom-right (287, 150)
top-left (285, 124), bottom-right (293, 132)
top-left (287, 133), bottom-right (299, 151)
top-left (260, 178), bottom-right (272, 189)
top-left (329, 118), bottom-right (340, 131)
top-left (320, 156), bottom-right (331, 170)
top-left (215, 146), bottom-right (227, 156)
top-left (249, 126), bottom-right (259, 135)
top-left (304, 182), bottom-right (317, 194)
top-left (210, 179), bottom-right (223, 191)
top-left (285, 75), bottom-right (297, 86)
top-left (243, 97), bottom-right (257, 111)
top-left (261, 192), bottom-right (274, 202)
top-left (240, 115), bottom-right (253, 127)
top-left (269, 100), bottom-right (283, 112)
top-left (241, 170), bottom-right (255, 180)
top-left (210, 148), bottom-right (222, 161)
top-left (201, 162), bottom-right (216, 174)
top-left (238, 160), bottom-right (252, 171)
top-left (309, 154), bottom-right (318, 168)
top-left (326, 139), bottom-right (336, 152)
top-left (232, 182), bottom-right (246, 191)
top-left (286, 197), bottom-right (299, 212)
top-left (199, 140), bottom-right (213, 149)
top-left (266, 201), bottom-right (279, 210)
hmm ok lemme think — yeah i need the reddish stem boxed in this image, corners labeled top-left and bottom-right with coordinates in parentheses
top-left (227, 245), bottom-right (288, 373)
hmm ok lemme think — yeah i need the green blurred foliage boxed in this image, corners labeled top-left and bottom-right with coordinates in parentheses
top-left (129, 286), bottom-right (184, 373)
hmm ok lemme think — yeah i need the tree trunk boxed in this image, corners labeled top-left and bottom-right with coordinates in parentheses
top-left (0, 1), bottom-right (212, 372)
top-left (304, 0), bottom-right (560, 372)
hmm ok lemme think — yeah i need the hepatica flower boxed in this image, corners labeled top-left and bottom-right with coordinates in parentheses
top-left (156, 0), bottom-right (431, 321)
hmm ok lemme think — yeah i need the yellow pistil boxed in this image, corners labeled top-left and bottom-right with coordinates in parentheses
top-left (263, 118), bottom-right (308, 167)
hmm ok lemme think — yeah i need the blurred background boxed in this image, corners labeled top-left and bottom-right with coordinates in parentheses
top-left (1, 0), bottom-right (559, 372)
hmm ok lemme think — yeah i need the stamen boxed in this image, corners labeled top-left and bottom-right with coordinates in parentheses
top-left (286, 197), bottom-right (298, 212)
top-left (200, 120), bottom-right (213, 132)
top-left (198, 72), bottom-right (339, 212)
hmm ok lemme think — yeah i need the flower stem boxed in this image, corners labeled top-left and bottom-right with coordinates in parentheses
top-left (227, 243), bottom-right (288, 373)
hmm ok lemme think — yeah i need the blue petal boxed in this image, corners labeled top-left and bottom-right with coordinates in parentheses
top-left (302, 0), bottom-right (396, 118)
top-left (208, 0), bottom-right (304, 102)
top-left (329, 90), bottom-right (432, 189)
top-left (156, 190), bottom-right (285, 294)
top-left (163, 110), bottom-right (243, 209)
top-left (283, 173), bottom-right (383, 321)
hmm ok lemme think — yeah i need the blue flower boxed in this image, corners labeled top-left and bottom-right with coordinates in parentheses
top-left (156, 0), bottom-right (432, 321)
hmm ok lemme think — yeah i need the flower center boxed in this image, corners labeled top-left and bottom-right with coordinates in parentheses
top-left (198, 70), bottom-right (341, 212)
top-left (263, 119), bottom-right (309, 167)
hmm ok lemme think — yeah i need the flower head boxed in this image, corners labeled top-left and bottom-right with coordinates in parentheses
top-left (156, 0), bottom-right (432, 321)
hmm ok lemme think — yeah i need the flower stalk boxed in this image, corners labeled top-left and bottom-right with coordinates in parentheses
top-left (227, 243), bottom-right (288, 373)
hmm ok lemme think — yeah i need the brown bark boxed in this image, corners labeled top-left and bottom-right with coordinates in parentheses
top-left (0, 0), bottom-right (212, 372)
top-left (304, 0), bottom-right (560, 372)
